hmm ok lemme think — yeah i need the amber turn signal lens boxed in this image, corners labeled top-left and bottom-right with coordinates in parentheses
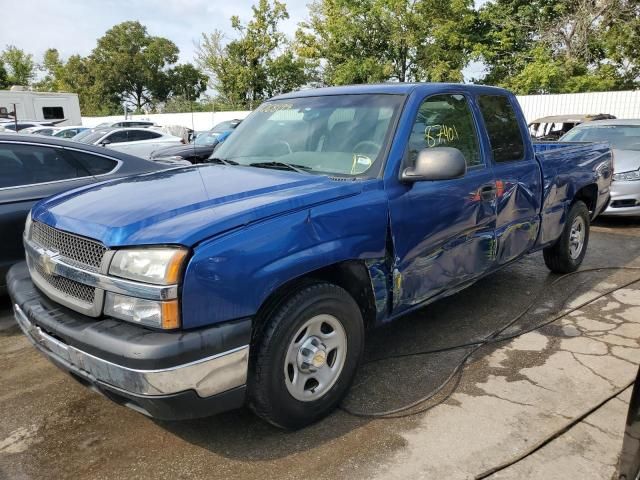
top-left (161, 300), bottom-right (180, 329)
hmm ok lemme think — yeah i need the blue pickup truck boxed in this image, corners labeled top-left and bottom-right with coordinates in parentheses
top-left (8, 84), bottom-right (612, 429)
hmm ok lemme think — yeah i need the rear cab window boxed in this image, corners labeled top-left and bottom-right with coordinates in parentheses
top-left (478, 95), bottom-right (526, 163)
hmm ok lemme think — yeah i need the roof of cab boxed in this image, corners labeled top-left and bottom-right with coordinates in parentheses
top-left (271, 82), bottom-right (512, 100)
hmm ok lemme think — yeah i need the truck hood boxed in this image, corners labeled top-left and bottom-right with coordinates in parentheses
top-left (32, 165), bottom-right (362, 247)
top-left (613, 149), bottom-right (640, 173)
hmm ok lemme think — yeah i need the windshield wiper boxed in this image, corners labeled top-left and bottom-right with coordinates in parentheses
top-left (249, 161), bottom-right (312, 174)
top-left (208, 157), bottom-right (238, 166)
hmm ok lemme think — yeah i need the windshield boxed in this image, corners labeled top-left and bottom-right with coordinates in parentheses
top-left (77, 130), bottom-right (110, 144)
top-left (561, 124), bottom-right (640, 151)
top-left (194, 131), bottom-right (221, 146)
top-left (72, 129), bottom-right (94, 141)
top-left (211, 120), bottom-right (239, 133)
top-left (213, 94), bottom-right (404, 177)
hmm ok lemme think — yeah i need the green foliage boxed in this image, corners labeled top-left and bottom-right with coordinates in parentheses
top-left (476, 0), bottom-right (640, 93)
top-left (34, 48), bottom-right (64, 91)
top-left (0, 63), bottom-right (8, 89)
top-left (92, 21), bottom-right (180, 111)
top-left (297, 0), bottom-right (477, 85)
top-left (197, 0), bottom-right (313, 109)
top-left (1, 45), bottom-right (35, 86)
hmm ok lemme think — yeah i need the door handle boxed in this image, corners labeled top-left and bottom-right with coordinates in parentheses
top-left (479, 185), bottom-right (497, 201)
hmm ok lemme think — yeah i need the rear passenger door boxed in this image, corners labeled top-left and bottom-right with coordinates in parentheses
top-left (476, 94), bottom-right (542, 265)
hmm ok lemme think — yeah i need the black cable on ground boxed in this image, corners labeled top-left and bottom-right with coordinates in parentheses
top-left (340, 266), bottom-right (640, 418)
top-left (474, 381), bottom-right (634, 479)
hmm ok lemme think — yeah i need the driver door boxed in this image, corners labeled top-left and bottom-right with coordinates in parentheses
top-left (387, 93), bottom-right (498, 314)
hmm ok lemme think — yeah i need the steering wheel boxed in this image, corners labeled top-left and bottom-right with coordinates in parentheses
top-left (276, 140), bottom-right (293, 155)
top-left (353, 140), bottom-right (381, 155)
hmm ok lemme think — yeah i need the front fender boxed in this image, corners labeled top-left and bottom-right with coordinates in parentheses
top-left (181, 187), bottom-right (389, 329)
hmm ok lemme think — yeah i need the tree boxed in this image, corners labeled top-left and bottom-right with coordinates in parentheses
top-left (198, 0), bottom-right (313, 109)
top-left (476, 0), bottom-right (639, 93)
top-left (35, 48), bottom-right (64, 91)
top-left (296, 0), bottom-right (477, 85)
top-left (167, 63), bottom-right (208, 101)
top-left (0, 63), bottom-right (8, 89)
top-left (92, 21), bottom-right (180, 111)
top-left (58, 54), bottom-right (121, 115)
top-left (1, 45), bottom-right (35, 86)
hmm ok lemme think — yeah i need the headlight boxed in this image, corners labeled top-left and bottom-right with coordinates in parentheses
top-left (104, 293), bottom-right (179, 329)
top-left (613, 169), bottom-right (640, 182)
top-left (24, 212), bottom-right (32, 238)
top-left (167, 155), bottom-right (185, 160)
top-left (109, 247), bottom-right (188, 285)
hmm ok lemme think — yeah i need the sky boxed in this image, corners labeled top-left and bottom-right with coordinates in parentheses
top-left (0, 0), bottom-right (486, 81)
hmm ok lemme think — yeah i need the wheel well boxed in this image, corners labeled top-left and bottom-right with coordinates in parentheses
top-left (574, 184), bottom-right (598, 214)
top-left (253, 260), bottom-right (377, 339)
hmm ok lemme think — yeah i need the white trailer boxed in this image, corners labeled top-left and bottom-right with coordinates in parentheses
top-left (0, 87), bottom-right (82, 126)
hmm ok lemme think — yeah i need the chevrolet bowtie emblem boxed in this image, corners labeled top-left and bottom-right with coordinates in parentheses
top-left (40, 251), bottom-right (58, 276)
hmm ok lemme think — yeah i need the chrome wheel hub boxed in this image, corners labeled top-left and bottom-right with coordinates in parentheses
top-left (284, 314), bottom-right (347, 402)
top-left (569, 216), bottom-right (586, 260)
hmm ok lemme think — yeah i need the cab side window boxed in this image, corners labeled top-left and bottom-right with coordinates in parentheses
top-left (408, 94), bottom-right (482, 168)
top-left (478, 95), bottom-right (525, 162)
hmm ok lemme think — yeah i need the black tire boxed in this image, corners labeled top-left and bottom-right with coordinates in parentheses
top-left (543, 200), bottom-right (590, 273)
top-left (248, 282), bottom-right (364, 429)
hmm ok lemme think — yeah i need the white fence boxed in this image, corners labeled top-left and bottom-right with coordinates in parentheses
top-left (81, 90), bottom-right (640, 129)
top-left (516, 90), bottom-right (640, 123)
top-left (81, 110), bottom-right (251, 131)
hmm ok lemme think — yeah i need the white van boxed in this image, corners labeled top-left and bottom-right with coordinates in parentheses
top-left (0, 87), bottom-right (82, 126)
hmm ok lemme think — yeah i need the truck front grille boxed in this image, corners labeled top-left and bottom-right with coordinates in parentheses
top-left (31, 221), bottom-right (107, 271)
top-left (33, 262), bottom-right (96, 305)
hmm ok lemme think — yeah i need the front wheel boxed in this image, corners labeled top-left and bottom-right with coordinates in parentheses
top-left (543, 200), bottom-right (590, 273)
top-left (248, 282), bottom-right (364, 429)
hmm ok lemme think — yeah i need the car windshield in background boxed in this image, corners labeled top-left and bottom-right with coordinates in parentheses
top-left (211, 120), bottom-right (238, 133)
top-left (72, 129), bottom-right (95, 141)
top-left (77, 130), bottom-right (110, 144)
top-left (213, 94), bottom-right (404, 178)
top-left (194, 131), bottom-right (220, 146)
top-left (562, 125), bottom-right (640, 151)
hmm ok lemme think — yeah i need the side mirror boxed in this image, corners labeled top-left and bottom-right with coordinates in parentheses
top-left (100, 139), bottom-right (111, 146)
top-left (401, 147), bottom-right (466, 182)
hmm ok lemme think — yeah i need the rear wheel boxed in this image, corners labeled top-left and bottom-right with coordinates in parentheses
top-left (248, 282), bottom-right (364, 429)
top-left (543, 200), bottom-right (590, 273)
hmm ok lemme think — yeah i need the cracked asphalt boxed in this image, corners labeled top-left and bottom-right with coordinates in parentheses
top-left (1, 216), bottom-right (639, 480)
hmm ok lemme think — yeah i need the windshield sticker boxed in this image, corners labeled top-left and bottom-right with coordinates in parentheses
top-left (425, 124), bottom-right (460, 147)
top-left (351, 154), bottom-right (373, 174)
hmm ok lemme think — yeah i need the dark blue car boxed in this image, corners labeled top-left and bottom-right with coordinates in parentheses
top-left (8, 83), bottom-right (612, 429)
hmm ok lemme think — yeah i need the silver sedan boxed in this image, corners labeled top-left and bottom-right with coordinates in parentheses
top-left (561, 119), bottom-right (640, 217)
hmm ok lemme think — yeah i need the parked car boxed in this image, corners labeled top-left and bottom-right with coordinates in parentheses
top-left (93, 120), bottom-right (156, 129)
top-left (0, 133), bottom-right (165, 294)
top-left (529, 114), bottom-right (616, 141)
top-left (0, 121), bottom-right (56, 132)
top-left (7, 84), bottom-right (612, 429)
top-left (52, 126), bottom-right (89, 139)
top-left (150, 120), bottom-right (242, 164)
top-left (76, 127), bottom-right (183, 159)
top-left (560, 119), bottom-right (640, 216)
top-left (20, 126), bottom-right (59, 136)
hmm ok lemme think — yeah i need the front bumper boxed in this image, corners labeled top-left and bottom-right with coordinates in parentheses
top-left (8, 262), bottom-right (251, 420)
top-left (603, 180), bottom-right (640, 216)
